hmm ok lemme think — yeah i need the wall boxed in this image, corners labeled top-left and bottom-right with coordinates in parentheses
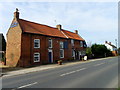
top-left (6, 18), bottom-right (22, 67)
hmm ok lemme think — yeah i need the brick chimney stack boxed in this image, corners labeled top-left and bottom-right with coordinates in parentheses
top-left (14, 8), bottom-right (19, 19)
top-left (75, 30), bottom-right (78, 34)
top-left (56, 24), bottom-right (62, 30)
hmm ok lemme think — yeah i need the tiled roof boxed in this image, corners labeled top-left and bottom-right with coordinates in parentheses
top-left (18, 19), bottom-right (85, 41)
top-left (62, 30), bottom-right (84, 41)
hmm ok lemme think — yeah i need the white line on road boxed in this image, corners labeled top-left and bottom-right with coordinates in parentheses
top-left (94, 63), bottom-right (105, 66)
top-left (60, 68), bottom-right (86, 77)
top-left (18, 82), bottom-right (38, 88)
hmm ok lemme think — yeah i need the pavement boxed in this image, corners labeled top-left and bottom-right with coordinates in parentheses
top-left (1, 56), bottom-right (116, 78)
top-left (2, 56), bottom-right (118, 88)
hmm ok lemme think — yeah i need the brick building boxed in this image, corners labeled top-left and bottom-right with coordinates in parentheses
top-left (6, 9), bottom-right (87, 67)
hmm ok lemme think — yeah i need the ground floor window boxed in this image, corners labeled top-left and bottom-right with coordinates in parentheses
top-left (72, 49), bottom-right (75, 57)
top-left (60, 49), bottom-right (64, 58)
top-left (34, 53), bottom-right (40, 62)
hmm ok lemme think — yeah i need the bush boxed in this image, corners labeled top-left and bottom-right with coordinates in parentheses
top-left (91, 44), bottom-right (112, 58)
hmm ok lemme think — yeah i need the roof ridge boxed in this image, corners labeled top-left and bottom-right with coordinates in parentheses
top-left (19, 18), bottom-right (58, 29)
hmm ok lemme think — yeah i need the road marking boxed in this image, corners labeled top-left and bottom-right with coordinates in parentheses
top-left (18, 82), bottom-right (37, 88)
top-left (94, 63), bottom-right (105, 66)
top-left (60, 68), bottom-right (86, 76)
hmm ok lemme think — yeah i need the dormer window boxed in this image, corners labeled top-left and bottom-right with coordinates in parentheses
top-left (48, 39), bottom-right (52, 48)
top-left (34, 39), bottom-right (40, 48)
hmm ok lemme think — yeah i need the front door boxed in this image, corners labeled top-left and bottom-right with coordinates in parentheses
top-left (48, 50), bottom-right (53, 63)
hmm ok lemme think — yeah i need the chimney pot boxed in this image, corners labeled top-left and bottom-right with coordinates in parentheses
top-left (105, 41), bottom-right (107, 43)
top-left (14, 8), bottom-right (19, 19)
top-left (56, 24), bottom-right (62, 30)
top-left (75, 30), bottom-right (78, 34)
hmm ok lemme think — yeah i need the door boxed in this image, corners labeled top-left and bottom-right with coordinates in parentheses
top-left (48, 50), bottom-right (53, 63)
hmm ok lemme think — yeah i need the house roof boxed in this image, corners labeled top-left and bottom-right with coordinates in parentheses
top-left (105, 42), bottom-right (117, 48)
top-left (18, 19), bottom-right (85, 41)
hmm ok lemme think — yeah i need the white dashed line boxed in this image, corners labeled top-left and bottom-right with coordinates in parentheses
top-left (18, 82), bottom-right (38, 88)
top-left (60, 68), bottom-right (86, 76)
top-left (94, 63), bottom-right (105, 66)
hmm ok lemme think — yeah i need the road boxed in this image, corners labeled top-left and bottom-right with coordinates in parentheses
top-left (2, 57), bottom-right (118, 89)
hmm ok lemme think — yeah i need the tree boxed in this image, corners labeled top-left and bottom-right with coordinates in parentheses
top-left (91, 44), bottom-right (112, 58)
top-left (86, 47), bottom-right (92, 59)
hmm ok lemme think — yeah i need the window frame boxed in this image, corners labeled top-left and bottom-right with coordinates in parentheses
top-left (48, 39), bottom-right (52, 48)
top-left (71, 39), bottom-right (74, 46)
top-left (34, 39), bottom-right (40, 48)
top-left (60, 49), bottom-right (64, 58)
top-left (72, 49), bottom-right (75, 57)
top-left (60, 41), bottom-right (64, 49)
top-left (80, 41), bottom-right (83, 47)
top-left (33, 53), bottom-right (40, 62)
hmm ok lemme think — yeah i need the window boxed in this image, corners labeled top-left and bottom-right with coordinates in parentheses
top-left (34, 53), bottom-right (40, 62)
top-left (83, 41), bottom-right (87, 48)
top-left (71, 39), bottom-right (74, 46)
top-left (60, 49), bottom-right (64, 58)
top-left (48, 39), bottom-right (52, 48)
top-left (80, 41), bottom-right (83, 47)
top-left (34, 39), bottom-right (40, 48)
top-left (60, 41), bottom-right (64, 49)
top-left (72, 49), bottom-right (75, 57)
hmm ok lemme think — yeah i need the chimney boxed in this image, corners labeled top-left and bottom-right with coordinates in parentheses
top-left (75, 30), bottom-right (78, 34)
top-left (109, 42), bottom-right (111, 45)
top-left (56, 24), bottom-right (62, 30)
top-left (14, 8), bottom-right (19, 19)
top-left (105, 41), bottom-right (108, 43)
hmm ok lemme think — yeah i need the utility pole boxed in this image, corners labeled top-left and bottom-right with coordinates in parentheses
top-left (115, 39), bottom-right (117, 48)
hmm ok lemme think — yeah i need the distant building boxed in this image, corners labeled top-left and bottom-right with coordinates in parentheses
top-left (6, 9), bottom-right (87, 67)
top-left (105, 41), bottom-right (117, 56)
top-left (0, 33), bottom-right (6, 60)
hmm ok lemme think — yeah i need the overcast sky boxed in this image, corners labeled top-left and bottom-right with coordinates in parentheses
top-left (0, 0), bottom-right (118, 47)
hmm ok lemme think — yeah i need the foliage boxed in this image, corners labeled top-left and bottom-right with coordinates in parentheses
top-left (86, 47), bottom-right (92, 55)
top-left (91, 44), bottom-right (112, 58)
top-left (1, 57), bottom-right (5, 62)
top-left (58, 60), bottom-right (62, 62)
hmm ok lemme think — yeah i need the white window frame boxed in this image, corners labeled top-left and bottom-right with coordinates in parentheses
top-left (48, 39), bottom-right (52, 48)
top-left (60, 49), bottom-right (64, 58)
top-left (34, 39), bottom-right (40, 48)
top-left (71, 39), bottom-right (74, 46)
top-left (34, 53), bottom-right (40, 62)
top-left (80, 41), bottom-right (83, 47)
top-left (72, 49), bottom-right (75, 57)
top-left (60, 41), bottom-right (64, 49)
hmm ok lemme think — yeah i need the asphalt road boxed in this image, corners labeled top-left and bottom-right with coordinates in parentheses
top-left (2, 57), bottom-right (118, 89)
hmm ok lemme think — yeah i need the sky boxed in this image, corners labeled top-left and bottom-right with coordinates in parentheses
top-left (0, 0), bottom-right (118, 47)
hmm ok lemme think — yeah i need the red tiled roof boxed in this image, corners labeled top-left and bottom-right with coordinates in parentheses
top-left (18, 19), bottom-right (85, 41)
top-left (62, 30), bottom-right (85, 41)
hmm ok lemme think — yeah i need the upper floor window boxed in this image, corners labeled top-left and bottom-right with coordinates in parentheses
top-left (48, 39), bottom-right (52, 48)
top-left (80, 41), bottom-right (83, 47)
top-left (60, 41), bottom-right (64, 49)
top-left (34, 39), bottom-right (40, 48)
top-left (71, 39), bottom-right (74, 46)
top-left (34, 53), bottom-right (40, 62)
